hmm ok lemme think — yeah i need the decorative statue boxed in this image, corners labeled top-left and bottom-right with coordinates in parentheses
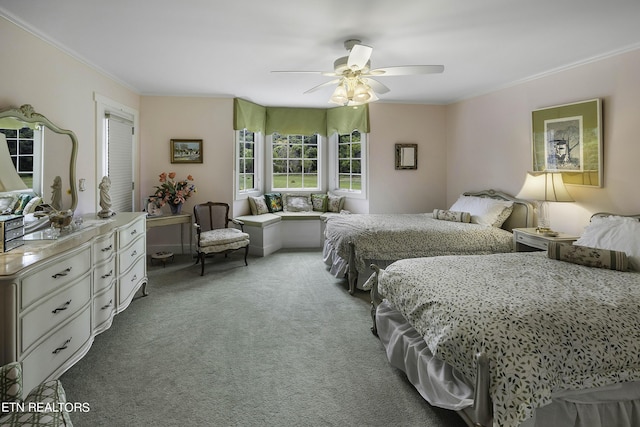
top-left (50, 176), bottom-right (62, 211)
top-left (98, 176), bottom-right (116, 218)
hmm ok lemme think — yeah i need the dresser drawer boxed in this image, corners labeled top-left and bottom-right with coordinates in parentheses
top-left (93, 282), bottom-right (115, 333)
top-left (93, 232), bottom-right (115, 264)
top-left (93, 256), bottom-right (116, 293)
top-left (20, 273), bottom-right (91, 353)
top-left (118, 217), bottom-right (145, 249)
top-left (21, 246), bottom-right (91, 309)
top-left (118, 235), bottom-right (145, 273)
top-left (118, 256), bottom-right (146, 307)
top-left (21, 305), bottom-right (92, 394)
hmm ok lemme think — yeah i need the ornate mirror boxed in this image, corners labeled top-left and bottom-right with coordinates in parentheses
top-left (0, 104), bottom-right (78, 212)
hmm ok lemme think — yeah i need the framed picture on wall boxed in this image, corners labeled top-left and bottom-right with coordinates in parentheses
top-left (170, 139), bottom-right (203, 163)
top-left (531, 99), bottom-right (602, 187)
top-left (395, 143), bottom-right (417, 170)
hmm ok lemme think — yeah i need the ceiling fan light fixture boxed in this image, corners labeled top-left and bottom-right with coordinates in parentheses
top-left (329, 82), bottom-right (349, 105)
top-left (352, 81), bottom-right (373, 103)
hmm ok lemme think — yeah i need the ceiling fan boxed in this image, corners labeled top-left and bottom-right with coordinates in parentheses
top-left (272, 39), bottom-right (444, 106)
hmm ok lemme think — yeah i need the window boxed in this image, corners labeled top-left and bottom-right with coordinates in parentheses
top-left (337, 130), bottom-right (363, 192)
top-left (237, 129), bottom-right (256, 192)
top-left (270, 132), bottom-right (320, 191)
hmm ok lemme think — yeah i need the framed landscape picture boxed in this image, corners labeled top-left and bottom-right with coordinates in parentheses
top-left (531, 99), bottom-right (602, 187)
top-left (170, 139), bottom-right (203, 163)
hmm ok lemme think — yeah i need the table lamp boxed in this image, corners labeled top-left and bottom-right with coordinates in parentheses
top-left (516, 171), bottom-right (573, 233)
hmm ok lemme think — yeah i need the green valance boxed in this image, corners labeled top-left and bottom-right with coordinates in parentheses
top-left (233, 98), bottom-right (369, 136)
top-left (233, 98), bottom-right (266, 133)
top-left (266, 107), bottom-right (327, 136)
top-left (326, 105), bottom-right (369, 134)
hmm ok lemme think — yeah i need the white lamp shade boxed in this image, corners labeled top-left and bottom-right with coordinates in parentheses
top-left (516, 171), bottom-right (574, 202)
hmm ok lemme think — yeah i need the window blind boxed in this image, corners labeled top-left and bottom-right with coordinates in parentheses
top-left (106, 113), bottom-right (133, 212)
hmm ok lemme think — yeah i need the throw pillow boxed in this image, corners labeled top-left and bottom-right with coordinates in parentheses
top-left (433, 209), bottom-right (471, 223)
top-left (12, 193), bottom-right (32, 215)
top-left (548, 241), bottom-right (628, 271)
top-left (248, 195), bottom-right (269, 215)
top-left (327, 193), bottom-right (345, 213)
top-left (22, 196), bottom-right (42, 215)
top-left (283, 193), bottom-right (312, 212)
top-left (0, 195), bottom-right (17, 214)
top-left (449, 195), bottom-right (514, 227)
top-left (311, 193), bottom-right (328, 212)
top-left (574, 215), bottom-right (640, 271)
top-left (264, 192), bottom-right (283, 213)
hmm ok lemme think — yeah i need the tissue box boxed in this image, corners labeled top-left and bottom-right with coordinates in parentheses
top-left (0, 214), bottom-right (24, 252)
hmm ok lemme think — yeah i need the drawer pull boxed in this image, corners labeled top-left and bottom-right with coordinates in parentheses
top-left (131, 250), bottom-right (137, 257)
top-left (101, 299), bottom-right (113, 310)
top-left (52, 337), bottom-right (72, 354)
top-left (52, 300), bottom-right (72, 314)
top-left (131, 274), bottom-right (137, 282)
top-left (101, 244), bottom-right (113, 252)
top-left (130, 229), bottom-right (138, 236)
top-left (52, 267), bottom-right (72, 278)
top-left (101, 270), bottom-right (113, 279)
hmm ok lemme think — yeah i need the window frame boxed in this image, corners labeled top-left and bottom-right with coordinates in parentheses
top-left (266, 132), bottom-right (324, 193)
top-left (235, 129), bottom-right (263, 200)
top-left (328, 131), bottom-right (368, 200)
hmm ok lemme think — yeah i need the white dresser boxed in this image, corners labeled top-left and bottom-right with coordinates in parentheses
top-left (0, 212), bottom-right (147, 393)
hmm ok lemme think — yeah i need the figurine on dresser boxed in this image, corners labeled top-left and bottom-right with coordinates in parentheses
top-left (98, 175), bottom-right (116, 218)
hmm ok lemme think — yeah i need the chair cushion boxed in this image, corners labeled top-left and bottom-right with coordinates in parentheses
top-left (199, 238), bottom-right (250, 254)
top-left (199, 228), bottom-right (250, 247)
top-left (1, 362), bottom-right (23, 413)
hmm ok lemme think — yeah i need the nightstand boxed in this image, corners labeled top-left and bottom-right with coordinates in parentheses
top-left (512, 228), bottom-right (579, 252)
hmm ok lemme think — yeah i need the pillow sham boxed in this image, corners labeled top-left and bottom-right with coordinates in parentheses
top-left (432, 209), bottom-right (471, 223)
top-left (283, 193), bottom-right (312, 212)
top-left (263, 192), bottom-right (283, 213)
top-left (248, 195), bottom-right (269, 215)
top-left (548, 241), bottom-right (628, 271)
top-left (448, 195), bottom-right (514, 227)
top-left (311, 193), bottom-right (328, 212)
top-left (574, 215), bottom-right (640, 271)
top-left (327, 193), bottom-right (345, 213)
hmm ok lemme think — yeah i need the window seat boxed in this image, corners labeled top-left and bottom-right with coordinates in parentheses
top-left (235, 211), bottom-right (342, 256)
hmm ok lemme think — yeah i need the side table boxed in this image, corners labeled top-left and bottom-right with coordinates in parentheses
top-left (513, 228), bottom-right (579, 252)
top-left (146, 213), bottom-right (192, 254)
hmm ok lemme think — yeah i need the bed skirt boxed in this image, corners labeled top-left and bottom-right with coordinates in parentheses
top-left (376, 300), bottom-right (640, 427)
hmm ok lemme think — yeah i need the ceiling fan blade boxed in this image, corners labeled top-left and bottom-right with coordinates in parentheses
top-left (347, 44), bottom-right (373, 70)
top-left (368, 65), bottom-right (445, 76)
top-left (271, 70), bottom-right (325, 74)
top-left (362, 78), bottom-right (390, 94)
top-left (304, 78), bottom-right (342, 94)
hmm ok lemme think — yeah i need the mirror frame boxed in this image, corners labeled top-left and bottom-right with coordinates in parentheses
top-left (0, 104), bottom-right (78, 211)
top-left (395, 143), bottom-right (418, 170)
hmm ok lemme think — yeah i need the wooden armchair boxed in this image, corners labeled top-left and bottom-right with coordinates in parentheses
top-left (193, 202), bottom-right (250, 276)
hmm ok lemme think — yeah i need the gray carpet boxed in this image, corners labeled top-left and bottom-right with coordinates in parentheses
top-left (60, 249), bottom-right (466, 427)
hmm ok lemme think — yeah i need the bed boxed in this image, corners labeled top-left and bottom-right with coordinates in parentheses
top-left (323, 189), bottom-right (533, 294)
top-left (368, 213), bottom-right (640, 427)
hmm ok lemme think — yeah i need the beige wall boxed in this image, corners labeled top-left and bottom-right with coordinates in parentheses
top-left (0, 17), bottom-right (140, 214)
top-left (139, 96), bottom-right (234, 247)
top-left (368, 103), bottom-right (447, 213)
top-left (446, 48), bottom-right (640, 235)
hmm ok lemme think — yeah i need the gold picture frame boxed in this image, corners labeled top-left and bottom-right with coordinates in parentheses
top-left (395, 143), bottom-right (417, 170)
top-left (170, 139), bottom-right (203, 163)
top-left (531, 99), bottom-right (602, 187)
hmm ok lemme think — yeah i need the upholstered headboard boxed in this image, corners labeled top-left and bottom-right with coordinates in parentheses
top-left (463, 189), bottom-right (534, 231)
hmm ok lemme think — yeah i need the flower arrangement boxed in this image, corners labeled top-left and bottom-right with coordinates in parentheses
top-left (148, 172), bottom-right (196, 208)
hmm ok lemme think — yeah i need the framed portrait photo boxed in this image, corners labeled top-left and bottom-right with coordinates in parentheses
top-left (170, 139), bottom-right (203, 163)
top-left (531, 99), bottom-right (602, 187)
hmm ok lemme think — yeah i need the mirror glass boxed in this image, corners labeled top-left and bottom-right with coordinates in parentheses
top-left (0, 104), bottom-right (77, 212)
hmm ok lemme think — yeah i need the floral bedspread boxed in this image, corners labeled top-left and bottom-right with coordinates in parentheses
top-left (324, 213), bottom-right (513, 273)
top-left (377, 251), bottom-right (640, 427)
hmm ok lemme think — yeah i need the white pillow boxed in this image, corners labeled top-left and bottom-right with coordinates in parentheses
top-left (574, 215), bottom-right (640, 271)
top-left (449, 195), bottom-right (514, 227)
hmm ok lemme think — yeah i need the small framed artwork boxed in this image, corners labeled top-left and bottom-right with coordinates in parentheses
top-left (531, 99), bottom-right (602, 187)
top-left (170, 139), bottom-right (203, 163)
top-left (395, 143), bottom-right (417, 170)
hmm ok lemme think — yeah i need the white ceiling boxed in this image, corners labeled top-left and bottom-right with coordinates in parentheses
top-left (2, 0), bottom-right (640, 108)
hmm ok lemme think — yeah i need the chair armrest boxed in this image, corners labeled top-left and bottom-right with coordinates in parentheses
top-left (231, 218), bottom-right (244, 231)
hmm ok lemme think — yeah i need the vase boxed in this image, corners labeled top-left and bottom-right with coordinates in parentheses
top-left (169, 202), bottom-right (183, 215)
